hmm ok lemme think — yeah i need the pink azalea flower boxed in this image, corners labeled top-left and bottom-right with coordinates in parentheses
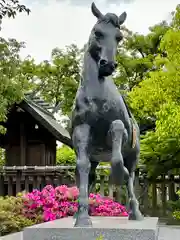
top-left (22, 185), bottom-right (129, 222)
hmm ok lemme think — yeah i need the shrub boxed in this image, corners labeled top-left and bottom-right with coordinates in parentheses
top-left (168, 190), bottom-right (180, 222)
top-left (0, 194), bottom-right (35, 236)
top-left (22, 185), bottom-right (128, 222)
top-left (0, 186), bottom-right (128, 236)
top-left (56, 146), bottom-right (75, 165)
top-left (172, 210), bottom-right (180, 220)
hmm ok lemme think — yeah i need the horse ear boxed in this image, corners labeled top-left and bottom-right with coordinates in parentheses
top-left (91, 2), bottom-right (103, 19)
top-left (119, 12), bottom-right (127, 25)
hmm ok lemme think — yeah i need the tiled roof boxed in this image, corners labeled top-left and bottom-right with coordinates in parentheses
top-left (19, 93), bottom-right (73, 148)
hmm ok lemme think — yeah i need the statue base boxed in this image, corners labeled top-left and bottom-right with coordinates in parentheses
top-left (23, 217), bottom-right (159, 240)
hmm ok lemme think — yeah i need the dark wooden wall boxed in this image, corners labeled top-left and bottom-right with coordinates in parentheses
top-left (0, 106), bottom-right (56, 166)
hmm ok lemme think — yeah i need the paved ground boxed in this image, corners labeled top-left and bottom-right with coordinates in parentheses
top-left (1, 225), bottom-right (180, 240)
top-left (0, 232), bottom-right (22, 240)
top-left (158, 226), bottom-right (180, 240)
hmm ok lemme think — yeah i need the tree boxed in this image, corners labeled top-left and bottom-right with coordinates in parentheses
top-left (0, 38), bottom-right (33, 133)
top-left (31, 44), bottom-right (81, 115)
top-left (0, 0), bottom-right (30, 19)
top-left (128, 4), bottom-right (180, 176)
top-left (0, 1), bottom-right (31, 133)
top-left (115, 22), bottom-right (170, 94)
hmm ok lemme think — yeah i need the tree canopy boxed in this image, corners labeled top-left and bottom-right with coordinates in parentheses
top-left (0, 0), bottom-right (30, 19)
top-left (0, 0), bottom-right (31, 133)
top-left (26, 45), bottom-right (81, 115)
top-left (128, 4), bottom-right (180, 176)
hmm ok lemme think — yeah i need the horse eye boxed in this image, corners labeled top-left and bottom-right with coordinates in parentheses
top-left (94, 31), bottom-right (103, 38)
top-left (116, 34), bottom-right (123, 42)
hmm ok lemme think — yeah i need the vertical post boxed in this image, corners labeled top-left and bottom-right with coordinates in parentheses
top-left (25, 175), bottom-right (29, 192)
top-left (33, 176), bottom-right (38, 189)
top-left (152, 181), bottom-right (157, 216)
top-left (107, 174), bottom-right (113, 198)
top-left (168, 174), bottom-right (176, 201)
top-left (0, 173), bottom-right (5, 196)
top-left (100, 175), bottom-right (105, 196)
top-left (8, 176), bottom-right (13, 196)
top-left (16, 170), bottom-right (21, 194)
top-left (134, 169), bottom-right (141, 199)
top-left (41, 175), bottom-right (46, 189)
top-left (54, 142), bottom-right (57, 166)
top-left (161, 174), bottom-right (167, 216)
top-left (20, 122), bottom-right (26, 166)
top-left (40, 144), bottom-right (45, 165)
top-left (143, 175), bottom-right (149, 216)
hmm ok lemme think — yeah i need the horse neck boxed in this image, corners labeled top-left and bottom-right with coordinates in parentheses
top-left (81, 51), bottom-right (99, 85)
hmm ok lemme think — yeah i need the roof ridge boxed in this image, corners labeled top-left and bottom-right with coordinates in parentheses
top-left (24, 97), bottom-right (55, 119)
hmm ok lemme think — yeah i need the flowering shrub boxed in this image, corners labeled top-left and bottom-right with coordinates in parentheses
top-left (23, 185), bottom-right (128, 222)
top-left (0, 195), bottom-right (35, 236)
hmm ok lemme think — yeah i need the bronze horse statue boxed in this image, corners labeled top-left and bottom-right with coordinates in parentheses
top-left (70, 2), bottom-right (143, 227)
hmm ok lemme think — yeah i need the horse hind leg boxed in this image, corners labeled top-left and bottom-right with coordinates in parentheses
top-left (126, 169), bottom-right (143, 220)
top-left (109, 120), bottom-right (129, 185)
top-left (72, 124), bottom-right (92, 227)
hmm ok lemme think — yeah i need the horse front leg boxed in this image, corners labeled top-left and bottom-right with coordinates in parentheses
top-left (109, 120), bottom-right (129, 185)
top-left (75, 160), bottom-right (98, 194)
top-left (72, 124), bottom-right (92, 227)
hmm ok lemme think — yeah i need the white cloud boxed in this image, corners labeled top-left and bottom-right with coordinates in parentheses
top-left (1, 0), bottom-right (179, 62)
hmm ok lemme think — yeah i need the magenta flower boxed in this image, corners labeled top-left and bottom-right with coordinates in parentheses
top-left (22, 185), bottom-right (128, 222)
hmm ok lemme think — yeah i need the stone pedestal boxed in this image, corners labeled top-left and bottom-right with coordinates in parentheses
top-left (23, 217), bottom-right (159, 240)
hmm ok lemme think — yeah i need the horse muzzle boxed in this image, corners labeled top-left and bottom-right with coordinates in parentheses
top-left (98, 59), bottom-right (118, 77)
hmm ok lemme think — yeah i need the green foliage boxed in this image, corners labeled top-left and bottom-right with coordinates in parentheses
top-left (56, 145), bottom-right (75, 165)
top-left (0, 37), bottom-right (32, 133)
top-left (0, 194), bottom-right (35, 236)
top-left (128, 5), bottom-right (180, 176)
top-left (168, 191), bottom-right (180, 222)
top-left (0, 148), bottom-right (5, 166)
top-left (29, 44), bottom-right (81, 115)
top-left (172, 211), bottom-right (180, 221)
top-left (0, 1), bottom-right (31, 134)
top-left (0, 0), bottom-right (30, 20)
top-left (115, 21), bottom-right (169, 92)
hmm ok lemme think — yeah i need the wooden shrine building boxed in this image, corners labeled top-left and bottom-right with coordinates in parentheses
top-left (0, 94), bottom-right (72, 166)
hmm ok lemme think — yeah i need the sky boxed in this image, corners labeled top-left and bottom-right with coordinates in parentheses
top-left (1, 0), bottom-right (179, 63)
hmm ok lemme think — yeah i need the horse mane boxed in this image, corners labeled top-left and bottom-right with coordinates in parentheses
top-left (98, 13), bottom-right (120, 29)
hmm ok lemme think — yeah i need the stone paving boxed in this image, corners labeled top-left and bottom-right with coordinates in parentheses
top-left (0, 225), bottom-right (180, 240)
top-left (158, 226), bottom-right (180, 240)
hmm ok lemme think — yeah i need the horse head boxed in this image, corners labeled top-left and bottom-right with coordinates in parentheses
top-left (87, 2), bottom-right (127, 77)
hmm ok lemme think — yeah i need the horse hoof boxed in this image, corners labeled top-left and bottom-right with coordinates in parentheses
top-left (128, 211), bottom-right (144, 221)
top-left (74, 216), bottom-right (92, 227)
